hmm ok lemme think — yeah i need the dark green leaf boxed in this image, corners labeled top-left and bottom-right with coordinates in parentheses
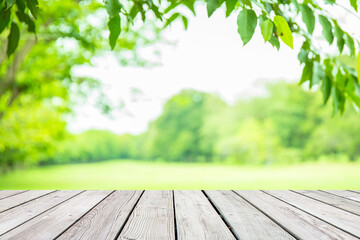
top-left (260, 19), bottom-right (273, 42)
top-left (225, 0), bottom-right (237, 17)
top-left (108, 15), bottom-right (121, 50)
top-left (333, 87), bottom-right (345, 115)
top-left (25, 0), bottom-right (38, 19)
top-left (207, 0), bottom-right (220, 17)
top-left (299, 4), bottom-right (315, 34)
top-left (237, 9), bottom-right (257, 46)
top-left (16, 10), bottom-right (35, 32)
top-left (0, 10), bottom-right (10, 33)
top-left (7, 22), bottom-right (20, 57)
top-left (322, 75), bottom-right (332, 104)
top-left (318, 15), bottom-right (333, 44)
top-left (334, 23), bottom-right (344, 53)
top-left (269, 35), bottom-right (280, 50)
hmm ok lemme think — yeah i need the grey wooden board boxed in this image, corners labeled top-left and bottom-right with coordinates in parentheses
top-left (205, 190), bottom-right (295, 240)
top-left (58, 190), bottom-right (142, 240)
top-left (294, 190), bottom-right (360, 216)
top-left (350, 190), bottom-right (360, 194)
top-left (118, 190), bottom-right (174, 240)
top-left (1, 190), bottom-right (112, 240)
top-left (0, 191), bottom-right (28, 200)
top-left (323, 190), bottom-right (360, 202)
top-left (264, 190), bottom-right (360, 238)
top-left (0, 190), bottom-right (82, 235)
top-left (0, 190), bottom-right (54, 212)
top-left (235, 190), bottom-right (357, 240)
top-left (174, 190), bottom-right (235, 240)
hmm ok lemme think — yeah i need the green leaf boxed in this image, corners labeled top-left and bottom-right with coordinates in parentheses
top-left (108, 15), bottom-right (121, 50)
top-left (164, 13), bottom-right (180, 28)
top-left (25, 0), bottom-right (38, 19)
top-left (273, 15), bottom-right (293, 49)
top-left (311, 61), bottom-right (325, 88)
top-left (299, 4), bottom-right (315, 34)
top-left (300, 61), bottom-right (313, 85)
top-left (322, 75), bottom-right (332, 104)
top-left (334, 23), bottom-right (345, 53)
top-left (183, 0), bottom-right (196, 15)
top-left (357, 51), bottom-right (360, 83)
top-left (318, 15), bottom-right (333, 44)
top-left (345, 33), bottom-right (355, 56)
top-left (105, 0), bottom-right (122, 18)
top-left (7, 22), bottom-right (20, 57)
top-left (225, 0), bottom-right (237, 17)
top-left (333, 86), bottom-right (345, 115)
top-left (350, 0), bottom-right (358, 11)
top-left (269, 35), bottom-right (280, 50)
top-left (260, 19), bottom-right (273, 42)
top-left (207, 0), bottom-right (220, 17)
top-left (237, 9), bottom-right (257, 46)
top-left (16, 10), bottom-right (35, 32)
top-left (182, 16), bottom-right (188, 30)
top-left (0, 10), bottom-right (11, 33)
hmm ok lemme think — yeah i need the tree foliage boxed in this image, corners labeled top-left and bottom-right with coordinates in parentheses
top-left (1, 0), bottom-right (360, 113)
top-left (30, 83), bottom-right (360, 168)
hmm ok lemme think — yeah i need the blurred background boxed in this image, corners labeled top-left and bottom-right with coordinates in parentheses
top-left (0, 0), bottom-right (359, 189)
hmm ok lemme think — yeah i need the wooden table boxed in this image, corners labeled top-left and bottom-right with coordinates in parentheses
top-left (0, 190), bottom-right (359, 239)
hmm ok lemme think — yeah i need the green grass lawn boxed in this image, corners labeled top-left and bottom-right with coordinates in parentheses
top-left (1, 160), bottom-right (359, 189)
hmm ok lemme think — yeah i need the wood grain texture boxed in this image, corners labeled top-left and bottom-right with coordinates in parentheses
top-left (294, 190), bottom-right (360, 216)
top-left (235, 190), bottom-right (357, 240)
top-left (1, 190), bottom-right (112, 240)
top-left (58, 190), bottom-right (142, 240)
top-left (118, 190), bottom-right (174, 240)
top-left (205, 190), bottom-right (295, 240)
top-left (323, 190), bottom-right (360, 202)
top-left (0, 190), bottom-right (54, 212)
top-left (0, 190), bottom-right (82, 235)
top-left (174, 190), bottom-right (235, 240)
top-left (265, 190), bottom-right (360, 238)
top-left (0, 191), bottom-right (28, 200)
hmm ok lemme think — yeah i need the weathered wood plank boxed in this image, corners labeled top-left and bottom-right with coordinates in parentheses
top-left (0, 190), bottom-right (82, 235)
top-left (0, 190), bottom-right (54, 212)
top-left (323, 190), bottom-right (360, 202)
top-left (118, 190), bottom-right (174, 240)
top-left (235, 190), bottom-right (357, 240)
top-left (0, 190), bottom-right (112, 240)
top-left (58, 190), bottom-right (142, 240)
top-left (350, 190), bottom-right (360, 194)
top-left (264, 190), bottom-right (360, 238)
top-left (174, 190), bottom-right (235, 240)
top-left (294, 190), bottom-right (360, 216)
top-left (0, 191), bottom-right (28, 200)
top-left (205, 190), bottom-right (295, 240)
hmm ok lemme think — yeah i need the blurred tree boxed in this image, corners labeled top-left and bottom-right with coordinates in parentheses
top-left (0, 100), bottom-right (67, 172)
top-left (144, 90), bottom-right (226, 162)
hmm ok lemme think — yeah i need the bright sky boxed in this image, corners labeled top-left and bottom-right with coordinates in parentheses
top-left (68, 3), bottom-right (358, 135)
